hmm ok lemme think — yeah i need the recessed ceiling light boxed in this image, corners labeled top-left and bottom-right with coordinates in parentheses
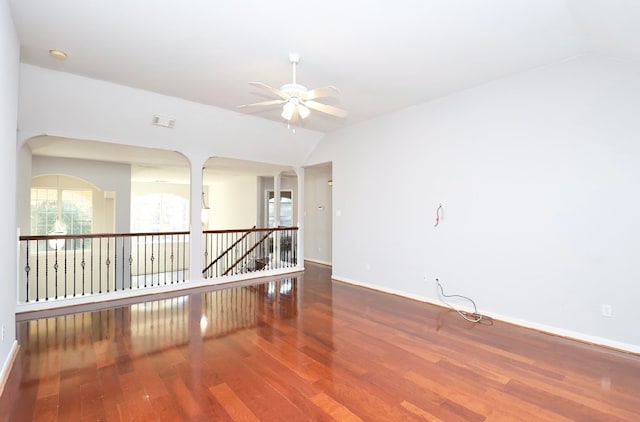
top-left (49, 49), bottom-right (67, 60)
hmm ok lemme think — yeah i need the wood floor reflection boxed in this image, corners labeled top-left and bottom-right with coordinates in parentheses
top-left (1, 262), bottom-right (639, 421)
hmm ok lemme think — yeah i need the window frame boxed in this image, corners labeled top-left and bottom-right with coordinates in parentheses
top-left (266, 189), bottom-right (293, 228)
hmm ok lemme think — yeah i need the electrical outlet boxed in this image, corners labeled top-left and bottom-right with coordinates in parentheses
top-left (601, 304), bottom-right (612, 318)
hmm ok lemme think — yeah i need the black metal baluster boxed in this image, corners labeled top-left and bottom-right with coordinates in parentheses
top-left (144, 235), bottom-right (148, 288)
top-left (242, 232), bottom-right (247, 274)
top-left (81, 240), bottom-right (86, 296)
top-left (203, 231), bottom-right (208, 279)
top-left (170, 234), bottom-right (175, 284)
top-left (177, 234), bottom-right (181, 282)
top-left (54, 244), bottom-right (59, 299)
top-left (283, 229), bottom-right (287, 267)
top-left (136, 235), bottom-right (140, 289)
top-left (151, 235), bottom-right (155, 286)
top-left (122, 236), bottom-right (126, 291)
top-left (283, 229), bottom-right (287, 266)
top-left (87, 238), bottom-right (91, 294)
top-left (113, 237), bottom-right (117, 292)
top-left (90, 237), bottom-right (95, 295)
top-left (182, 233), bottom-right (186, 282)
top-left (128, 236), bottom-right (133, 291)
top-left (287, 229), bottom-right (291, 266)
top-left (219, 232), bottom-right (223, 277)
top-left (64, 244), bottom-right (68, 298)
top-left (210, 233), bottom-right (221, 277)
top-left (106, 237), bottom-right (111, 293)
top-left (226, 232), bottom-right (230, 276)
top-left (25, 241), bottom-right (30, 302)
top-left (45, 239), bottom-right (49, 301)
top-left (98, 237), bottom-right (102, 294)
top-left (36, 240), bottom-right (49, 302)
top-left (73, 242), bottom-right (77, 297)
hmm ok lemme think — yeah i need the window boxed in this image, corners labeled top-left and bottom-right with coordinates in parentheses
top-left (267, 190), bottom-right (292, 227)
top-left (31, 188), bottom-right (93, 249)
top-left (131, 193), bottom-right (189, 232)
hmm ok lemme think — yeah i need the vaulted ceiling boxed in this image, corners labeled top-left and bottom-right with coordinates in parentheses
top-left (10, 0), bottom-right (640, 134)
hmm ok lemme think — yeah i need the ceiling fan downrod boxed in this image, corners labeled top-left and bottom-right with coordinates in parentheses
top-left (289, 52), bottom-right (300, 85)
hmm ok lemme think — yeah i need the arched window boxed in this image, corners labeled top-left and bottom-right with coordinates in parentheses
top-left (131, 193), bottom-right (189, 232)
top-left (31, 187), bottom-right (92, 249)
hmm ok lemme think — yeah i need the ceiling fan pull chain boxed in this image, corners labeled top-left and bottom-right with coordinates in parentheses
top-left (292, 60), bottom-right (296, 85)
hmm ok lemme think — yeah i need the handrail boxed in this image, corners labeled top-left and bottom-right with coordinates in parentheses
top-left (202, 225), bottom-right (256, 275)
top-left (19, 231), bottom-right (189, 241)
top-left (19, 227), bottom-right (295, 241)
top-left (222, 228), bottom-right (275, 276)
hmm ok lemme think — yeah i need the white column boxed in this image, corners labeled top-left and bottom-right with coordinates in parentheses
top-left (189, 156), bottom-right (206, 282)
top-left (273, 172), bottom-right (282, 264)
top-left (295, 167), bottom-right (304, 269)
top-left (273, 172), bottom-right (281, 227)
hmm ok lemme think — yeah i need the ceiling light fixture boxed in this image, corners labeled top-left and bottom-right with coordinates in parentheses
top-left (298, 104), bottom-right (311, 119)
top-left (281, 98), bottom-right (311, 121)
top-left (281, 101), bottom-right (296, 121)
top-left (48, 218), bottom-right (67, 250)
top-left (49, 49), bottom-right (68, 60)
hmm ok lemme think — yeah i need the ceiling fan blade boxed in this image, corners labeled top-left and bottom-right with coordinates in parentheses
top-left (237, 99), bottom-right (286, 109)
top-left (248, 82), bottom-right (288, 99)
top-left (303, 100), bottom-right (348, 118)
top-left (301, 86), bottom-right (341, 100)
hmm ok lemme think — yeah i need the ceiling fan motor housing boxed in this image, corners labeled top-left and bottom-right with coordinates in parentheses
top-left (280, 83), bottom-right (308, 99)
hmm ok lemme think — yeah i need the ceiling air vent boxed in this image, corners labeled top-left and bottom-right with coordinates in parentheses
top-left (152, 114), bottom-right (175, 128)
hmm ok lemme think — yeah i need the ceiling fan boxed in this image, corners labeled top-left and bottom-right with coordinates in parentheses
top-left (238, 53), bottom-right (347, 124)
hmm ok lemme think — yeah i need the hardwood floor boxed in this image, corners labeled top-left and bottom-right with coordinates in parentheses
top-left (1, 262), bottom-right (639, 421)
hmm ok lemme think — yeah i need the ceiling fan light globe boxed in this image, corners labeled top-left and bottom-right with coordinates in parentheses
top-left (281, 101), bottom-right (295, 120)
top-left (299, 104), bottom-right (311, 119)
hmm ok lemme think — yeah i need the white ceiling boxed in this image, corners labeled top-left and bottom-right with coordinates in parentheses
top-left (11, 0), bottom-right (640, 178)
top-left (11, 0), bottom-right (640, 134)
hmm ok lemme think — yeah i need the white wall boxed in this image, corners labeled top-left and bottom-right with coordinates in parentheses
top-left (17, 64), bottom-right (324, 168)
top-left (0, 0), bottom-right (19, 382)
top-left (208, 175), bottom-right (258, 230)
top-left (306, 55), bottom-right (640, 351)
top-left (304, 163), bottom-right (332, 264)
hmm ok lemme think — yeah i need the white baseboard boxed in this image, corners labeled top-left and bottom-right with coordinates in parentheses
top-left (0, 341), bottom-right (19, 397)
top-left (332, 275), bottom-right (640, 355)
top-left (304, 258), bottom-right (332, 267)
